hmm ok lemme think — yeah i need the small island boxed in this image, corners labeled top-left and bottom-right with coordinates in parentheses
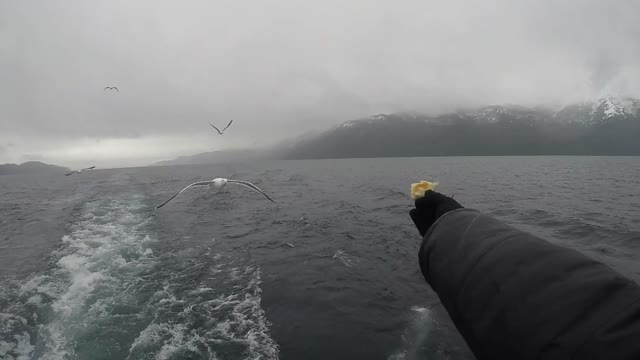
top-left (0, 161), bottom-right (70, 176)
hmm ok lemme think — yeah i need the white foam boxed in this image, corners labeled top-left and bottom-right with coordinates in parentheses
top-left (27, 295), bottom-right (43, 305)
top-left (0, 332), bottom-right (33, 360)
top-left (19, 275), bottom-right (59, 297)
top-left (188, 287), bottom-right (215, 295)
top-left (410, 306), bottom-right (428, 313)
top-left (3, 194), bottom-right (279, 360)
top-left (0, 314), bottom-right (34, 360)
top-left (128, 266), bottom-right (279, 360)
top-left (388, 307), bottom-right (433, 360)
top-left (11, 195), bottom-right (158, 359)
top-left (333, 249), bottom-right (354, 267)
top-left (229, 267), bottom-right (241, 280)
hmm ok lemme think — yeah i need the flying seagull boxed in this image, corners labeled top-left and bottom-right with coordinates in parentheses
top-left (208, 120), bottom-right (233, 135)
top-left (104, 86), bottom-right (119, 92)
top-left (156, 177), bottom-right (275, 209)
top-left (65, 166), bottom-right (96, 176)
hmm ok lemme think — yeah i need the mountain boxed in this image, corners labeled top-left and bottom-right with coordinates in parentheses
top-left (0, 161), bottom-right (70, 176)
top-left (282, 97), bottom-right (640, 159)
top-left (153, 131), bottom-right (324, 167)
top-left (152, 149), bottom-right (265, 166)
top-left (589, 97), bottom-right (640, 124)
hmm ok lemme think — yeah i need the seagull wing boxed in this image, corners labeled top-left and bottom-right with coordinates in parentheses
top-left (83, 166), bottom-right (96, 170)
top-left (208, 123), bottom-right (223, 134)
top-left (104, 87), bottom-right (110, 91)
top-left (228, 179), bottom-right (275, 202)
top-left (113, 87), bottom-right (119, 92)
top-left (156, 181), bottom-right (212, 209)
top-left (65, 170), bottom-right (78, 176)
top-left (222, 120), bottom-right (233, 132)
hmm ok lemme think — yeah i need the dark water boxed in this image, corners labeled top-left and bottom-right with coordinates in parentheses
top-left (1, 157), bottom-right (639, 360)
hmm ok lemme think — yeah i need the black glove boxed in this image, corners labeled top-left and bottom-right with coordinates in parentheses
top-left (410, 190), bottom-right (463, 237)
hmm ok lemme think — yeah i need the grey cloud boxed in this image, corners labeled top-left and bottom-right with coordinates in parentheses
top-left (20, 154), bottom-right (44, 161)
top-left (1, 0), bottom-right (639, 166)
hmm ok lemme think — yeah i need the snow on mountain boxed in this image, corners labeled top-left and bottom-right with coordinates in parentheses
top-left (338, 114), bottom-right (394, 129)
top-left (590, 96), bottom-right (640, 123)
top-left (463, 104), bottom-right (552, 124)
top-left (333, 97), bottom-right (640, 130)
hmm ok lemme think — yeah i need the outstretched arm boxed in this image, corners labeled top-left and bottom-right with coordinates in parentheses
top-left (412, 191), bottom-right (640, 359)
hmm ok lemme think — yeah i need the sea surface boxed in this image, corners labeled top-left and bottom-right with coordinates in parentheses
top-left (1, 157), bottom-right (639, 360)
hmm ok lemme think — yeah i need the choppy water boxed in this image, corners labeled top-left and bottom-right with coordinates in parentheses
top-left (1, 157), bottom-right (639, 360)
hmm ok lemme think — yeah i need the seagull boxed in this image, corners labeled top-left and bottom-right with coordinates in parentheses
top-left (104, 86), bottom-right (119, 92)
top-left (65, 166), bottom-right (96, 176)
top-left (156, 177), bottom-right (275, 209)
top-left (208, 120), bottom-right (233, 135)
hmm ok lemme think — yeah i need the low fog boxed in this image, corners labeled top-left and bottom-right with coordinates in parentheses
top-left (1, 0), bottom-right (639, 167)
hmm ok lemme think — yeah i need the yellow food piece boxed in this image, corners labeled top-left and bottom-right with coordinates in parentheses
top-left (410, 180), bottom-right (439, 200)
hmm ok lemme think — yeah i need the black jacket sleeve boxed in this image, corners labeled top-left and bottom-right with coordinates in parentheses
top-left (419, 209), bottom-right (640, 360)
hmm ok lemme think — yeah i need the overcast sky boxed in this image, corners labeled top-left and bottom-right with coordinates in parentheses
top-left (1, 0), bottom-right (639, 168)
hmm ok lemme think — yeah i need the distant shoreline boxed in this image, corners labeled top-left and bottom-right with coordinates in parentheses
top-left (0, 161), bottom-right (69, 176)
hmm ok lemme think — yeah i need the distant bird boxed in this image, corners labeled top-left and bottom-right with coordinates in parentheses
top-left (65, 166), bottom-right (96, 176)
top-left (103, 86), bottom-right (119, 92)
top-left (156, 177), bottom-right (275, 209)
top-left (208, 120), bottom-right (233, 135)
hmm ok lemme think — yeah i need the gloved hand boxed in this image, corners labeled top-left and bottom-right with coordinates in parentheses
top-left (410, 190), bottom-right (463, 237)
